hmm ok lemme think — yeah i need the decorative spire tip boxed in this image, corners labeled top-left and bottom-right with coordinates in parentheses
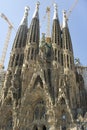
top-left (20, 6), bottom-right (30, 26)
top-left (53, 3), bottom-right (58, 20)
top-left (32, 1), bottom-right (40, 19)
top-left (62, 10), bottom-right (68, 28)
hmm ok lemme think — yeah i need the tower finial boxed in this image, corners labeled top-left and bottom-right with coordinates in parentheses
top-left (20, 6), bottom-right (30, 25)
top-left (53, 3), bottom-right (58, 20)
top-left (62, 10), bottom-right (68, 28)
top-left (24, 6), bottom-right (30, 17)
top-left (32, 1), bottom-right (40, 19)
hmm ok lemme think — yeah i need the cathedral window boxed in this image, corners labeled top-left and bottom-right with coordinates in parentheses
top-left (66, 34), bottom-right (68, 49)
top-left (55, 49), bottom-right (57, 61)
top-left (22, 28), bottom-right (27, 47)
top-left (64, 54), bottom-right (66, 68)
top-left (61, 37), bottom-right (63, 48)
top-left (61, 53), bottom-right (63, 66)
top-left (40, 107), bottom-right (45, 119)
top-left (61, 31), bottom-right (63, 48)
top-left (33, 22), bottom-right (37, 43)
top-left (34, 106), bottom-right (39, 120)
top-left (58, 51), bottom-right (60, 63)
top-left (34, 50), bottom-right (37, 60)
top-left (15, 32), bottom-right (20, 48)
top-left (67, 55), bottom-right (69, 68)
top-left (34, 100), bottom-right (45, 121)
top-left (55, 25), bottom-right (57, 44)
top-left (18, 29), bottom-right (23, 48)
top-left (31, 48), bottom-right (34, 60)
top-left (19, 54), bottom-right (24, 66)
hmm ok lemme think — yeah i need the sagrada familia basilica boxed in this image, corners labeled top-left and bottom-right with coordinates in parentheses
top-left (0, 2), bottom-right (87, 130)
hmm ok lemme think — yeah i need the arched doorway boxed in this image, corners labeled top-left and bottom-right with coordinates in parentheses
top-left (43, 125), bottom-right (46, 130)
top-left (62, 126), bottom-right (66, 130)
top-left (33, 125), bottom-right (38, 130)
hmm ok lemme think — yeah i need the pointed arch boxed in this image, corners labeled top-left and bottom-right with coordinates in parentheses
top-left (22, 70), bottom-right (52, 105)
top-left (33, 75), bottom-right (43, 89)
top-left (61, 97), bottom-right (66, 105)
top-left (29, 71), bottom-right (46, 91)
top-left (58, 92), bottom-right (74, 123)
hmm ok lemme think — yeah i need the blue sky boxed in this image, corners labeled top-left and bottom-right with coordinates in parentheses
top-left (0, 0), bottom-right (87, 69)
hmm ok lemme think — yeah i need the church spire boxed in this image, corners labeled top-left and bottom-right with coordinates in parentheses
top-left (53, 3), bottom-right (58, 20)
top-left (20, 6), bottom-right (29, 26)
top-left (27, 1), bottom-right (40, 44)
top-left (32, 1), bottom-right (40, 19)
top-left (8, 6), bottom-right (29, 68)
top-left (25, 2), bottom-right (40, 62)
top-left (62, 10), bottom-right (74, 71)
top-left (52, 3), bottom-right (61, 45)
top-left (51, 3), bottom-right (62, 65)
top-left (62, 10), bottom-right (68, 28)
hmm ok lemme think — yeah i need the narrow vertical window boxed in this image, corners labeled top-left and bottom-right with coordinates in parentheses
top-left (67, 55), bottom-right (69, 68)
top-left (31, 48), bottom-right (34, 60)
top-left (61, 53), bottom-right (63, 66)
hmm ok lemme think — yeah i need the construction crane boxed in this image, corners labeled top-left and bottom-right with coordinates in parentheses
top-left (40, 0), bottom-right (55, 43)
top-left (46, 7), bottom-right (51, 43)
top-left (0, 13), bottom-right (13, 69)
top-left (65, 0), bottom-right (78, 21)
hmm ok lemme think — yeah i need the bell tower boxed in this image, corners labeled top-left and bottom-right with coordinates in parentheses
top-left (24, 1), bottom-right (40, 65)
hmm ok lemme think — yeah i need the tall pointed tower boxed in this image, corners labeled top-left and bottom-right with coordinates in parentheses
top-left (52, 3), bottom-right (61, 64)
top-left (61, 10), bottom-right (77, 110)
top-left (21, 2), bottom-right (40, 95)
top-left (2, 6), bottom-right (29, 101)
top-left (0, 6), bottom-right (30, 130)
top-left (9, 6), bottom-right (29, 69)
top-left (25, 1), bottom-right (40, 63)
top-left (62, 10), bottom-right (74, 73)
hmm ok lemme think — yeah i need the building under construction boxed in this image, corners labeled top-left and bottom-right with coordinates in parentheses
top-left (0, 13), bottom-right (13, 96)
top-left (0, 1), bottom-right (87, 130)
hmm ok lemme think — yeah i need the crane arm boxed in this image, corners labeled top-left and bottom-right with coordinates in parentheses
top-left (0, 13), bottom-right (13, 69)
top-left (0, 13), bottom-right (13, 28)
top-left (0, 27), bottom-right (12, 69)
top-left (66, 0), bottom-right (78, 20)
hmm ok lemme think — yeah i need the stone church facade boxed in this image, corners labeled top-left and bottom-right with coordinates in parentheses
top-left (0, 2), bottom-right (87, 130)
